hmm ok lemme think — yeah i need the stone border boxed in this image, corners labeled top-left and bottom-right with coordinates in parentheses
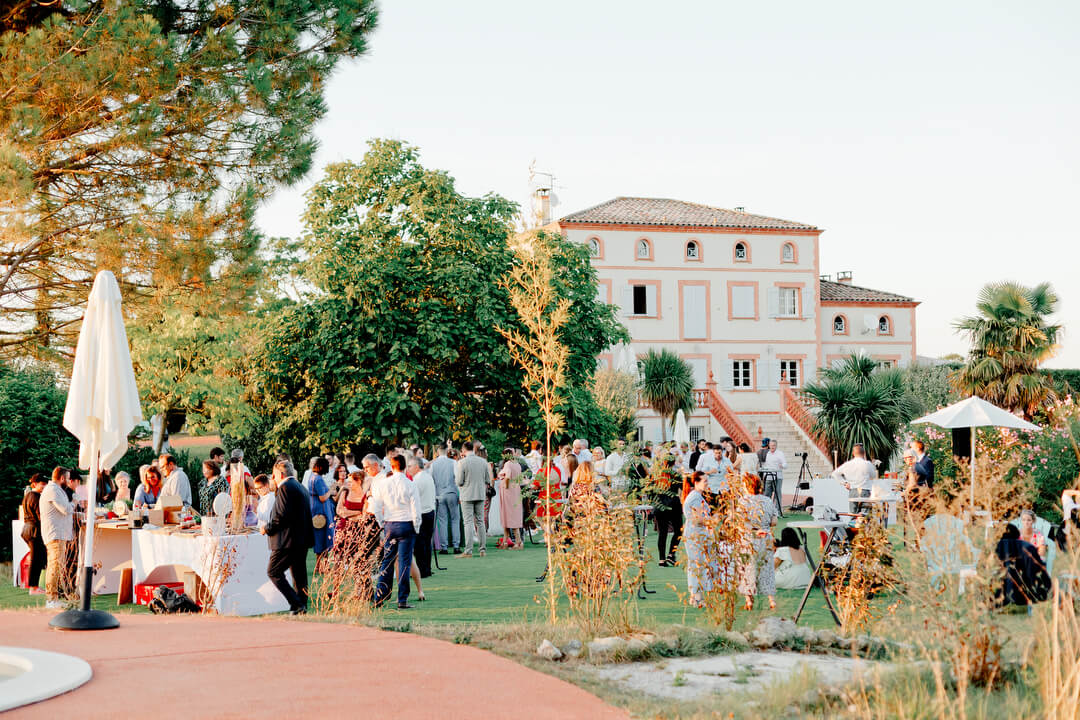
top-left (0, 647), bottom-right (92, 712)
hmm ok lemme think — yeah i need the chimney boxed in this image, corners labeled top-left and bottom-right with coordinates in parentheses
top-left (820, 273), bottom-right (832, 282)
top-left (837, 271), bottom-right (853, 285)
top-left (535, 187), bottom-right (551, 226)
top-left (734, 206), bottom-right (745, 212)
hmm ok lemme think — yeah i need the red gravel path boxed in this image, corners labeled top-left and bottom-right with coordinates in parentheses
top-left (1, 610), bottom-right (625, 719)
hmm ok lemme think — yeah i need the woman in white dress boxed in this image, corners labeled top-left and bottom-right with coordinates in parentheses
top-left (735, 442), bottom-right (758, 478)
top-left (773, 527), bottom-right (812, 590)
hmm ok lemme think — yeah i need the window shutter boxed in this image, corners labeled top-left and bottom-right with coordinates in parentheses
top-left (767, 288), bottom-right (779, 318)
top-left (621, 287), bottom-right (634, 317)
top-left (759, 359), bottom-right (776, 390)
top-left (682, 285), bottom-right (707, 338)
top-left (801, 288), bottom-right (814, 318)
top-left (720, 360), bottom-right (734, 391)
top-left (863, 313), bottom-right (878, 333)
top-left (646, 285), bottom-right (658, 317)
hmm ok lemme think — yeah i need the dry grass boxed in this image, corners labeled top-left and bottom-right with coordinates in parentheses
top-left (308, 518), bottom-right (381, 618)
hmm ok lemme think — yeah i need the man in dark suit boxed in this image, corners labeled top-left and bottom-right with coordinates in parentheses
top-left (912, 439), bottom-right (935, 488)
top-left (262, 459), bottom-right (314, 614)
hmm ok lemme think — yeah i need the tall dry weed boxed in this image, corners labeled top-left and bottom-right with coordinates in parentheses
top-left (552, 484), bottom-right (643, 637)
top-left (309, 518), bottom-right (381, 618)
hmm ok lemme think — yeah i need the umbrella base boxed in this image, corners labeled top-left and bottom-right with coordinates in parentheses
top-left (49, 609), bottom-right (120, 631)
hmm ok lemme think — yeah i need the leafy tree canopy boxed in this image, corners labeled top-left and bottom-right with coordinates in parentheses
top-left (0, 0), bottom-right (377, 360)
top-left (248, 139), bottom-right (625, 452)
top-left (637, 349), bottom-right (694, 441)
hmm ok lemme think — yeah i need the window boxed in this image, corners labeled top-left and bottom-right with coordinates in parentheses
top-left (779, 287), bottom-right (798, 317)
top-left (782, 243), bottom-right (795, 262)
top-left (633, 286), bottom-right (647, 315)
top-left (779, 359), bottom-right (800, 387)
top-left (730, 284), bottom-right (756, 319)
top-left (878, 359), bottom-right (896, 369)
top-left (878, 316), bottom-right (891, 334)
top-left (636, 239), bottom-right (652, 259)
top-left (625, 283), bottom-right (658, 317)
top-left (732, 360), bottom-right (753, 389)
top-left (833, 315), bottom-right (847, 334)
top-left (685, 241), bottom-right (699, 260)
top-left (734, 242), bottom-right (748, 261)
top-left (689, 426), bottom-right (705, 444)
top-left (588, 237), bottom-right (601, 258)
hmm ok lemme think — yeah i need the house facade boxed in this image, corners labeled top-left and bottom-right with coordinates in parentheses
top-left (558, 197), bottom-right (919, 467)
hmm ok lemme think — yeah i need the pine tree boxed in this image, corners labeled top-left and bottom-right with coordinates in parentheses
top-left (0, 0), bottom-right (378, 360)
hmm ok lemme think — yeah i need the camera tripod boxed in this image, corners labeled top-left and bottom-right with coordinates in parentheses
top-left (788, 452), bottom-right (815, 511)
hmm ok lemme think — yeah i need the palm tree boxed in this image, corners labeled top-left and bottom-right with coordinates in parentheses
top-left (637, 349), bottom-right (695, 442)
top-left (802, 353), bottom-right (919, 465)
top-left (954, 281), bottom-right (1060, 419)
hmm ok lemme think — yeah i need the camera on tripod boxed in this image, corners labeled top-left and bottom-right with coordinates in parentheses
top-left (796, 451), bottom-right (808, 459)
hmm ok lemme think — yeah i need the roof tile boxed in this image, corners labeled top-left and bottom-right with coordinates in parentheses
top-left (559, 197), bottom-right (817, 230)
top-left (819, 279), bottom-right (915, 304)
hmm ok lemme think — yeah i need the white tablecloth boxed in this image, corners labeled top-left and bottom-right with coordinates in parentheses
top-left (12, 520), bottom-right (131, 594)
top-left (131, 530), bottom-right (289, 616)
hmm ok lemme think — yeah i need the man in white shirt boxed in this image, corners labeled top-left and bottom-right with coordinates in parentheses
top-left (604, 441), bottom-right (626, 490)
top-left (763, 440), bottom-right (788, 506)
top-left (832, 443), bottom-right (878, 498)
top-left (159, 453), bottom-right (192, 508)
top-left (254, 472), bottom-right (278, 532)
top-left (406, 459), bottom-right (437, 577)
top-left (698, 446), bottom-right (734, 493)
top-left (40, 466), bottom-right (74, 608)
top-left (368, 455), bottom-right (421, 609)
top-left (344, 452), bottom-right (361, 475)
top-left (573, 439), bottom-right (593, 465)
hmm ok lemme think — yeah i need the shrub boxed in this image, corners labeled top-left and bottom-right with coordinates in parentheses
top-left (0, 364), bottom-right (79, 558)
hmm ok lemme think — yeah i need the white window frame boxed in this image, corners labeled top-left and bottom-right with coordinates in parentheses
top-left (779, 359), bottom-right (800, 387)
top-left (782, 243), bottom-right (795, 262)
top-left (878, 316), bottom-right (891, 334)
top-left (833, 316), bottom-right (846, 334)
top-left (732, 360), bottom-right (753, 389)
top-left (636, 239), bottom-right (651, 259)
top-left (689, 426), bottom-right (705, 444)
top-left (734, 242), bottom-right (748, 261)
top-left (588, 238), bottom-right (601, 258)
top-left (778, 287), bottom-right (798, 317)
top-left (686, 241), bottom-right (699, 260)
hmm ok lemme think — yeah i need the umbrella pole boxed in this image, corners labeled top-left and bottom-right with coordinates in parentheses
top-left (970, 426), bottom-right (976, 511)
top-left (50, 446), bottom-right (119, 630)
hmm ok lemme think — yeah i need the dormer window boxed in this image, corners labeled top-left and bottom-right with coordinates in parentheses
top-left (685, 240), bottom-right (699, 260)
top-left (782, 242), bottom-right (795, 262)
top-left (878, 316), bottom-right (891, 334)
top-left (636, 238), bottom-right (652, 259)
top-left (833, 315), bottom-right (847, 334)
top-left (734, 242), bottom-right (748, 262)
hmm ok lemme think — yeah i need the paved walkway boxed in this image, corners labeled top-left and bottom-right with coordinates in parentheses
top-left (1, 611), bottom-right (625, 719)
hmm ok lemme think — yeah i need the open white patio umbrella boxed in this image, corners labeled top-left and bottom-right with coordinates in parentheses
top-left (672, 409), bottom-right (690, 445)
top-left (911, 395), bottom-right (1039, 509)
top-left (53, 271), bottom-right (143, 630)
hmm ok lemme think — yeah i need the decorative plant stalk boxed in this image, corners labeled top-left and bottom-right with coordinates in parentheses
top-left (688, 468), bottom-right (754, 630)
top-left (229, 475), bottom-right (247, 534)
top-left (310, 519), bottom-right (381, 617)
top-left (497, 230), bottom-right (570, 625)
top-left (199, 538), bottom-right (238, 614)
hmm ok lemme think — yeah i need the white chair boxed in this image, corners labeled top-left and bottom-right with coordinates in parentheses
top-left (923, 514), bottom-right (980, 593)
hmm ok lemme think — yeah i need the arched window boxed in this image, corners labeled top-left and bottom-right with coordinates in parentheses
top-left (782, 242), bottom-right (796, 262)
top-left (734, 241), bottom-right (749, 262)
top-left (685, 240), bottom-right (700, 260)
top-left (833, 315), bottom-right (847, 334)
top-left (636, 238), bottom-right (652, 260)
top-left (587, 237), bottom-right (602, 258)
top-left (878, 315), bottom-right (891, 335)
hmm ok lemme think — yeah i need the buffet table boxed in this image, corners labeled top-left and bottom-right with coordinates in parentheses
top-left (131, 528), bottom-right (289, 616)
top-left (12, 519), bottom-right (132, 594)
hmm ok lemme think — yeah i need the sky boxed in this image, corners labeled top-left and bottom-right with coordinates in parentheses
top-left (255, 1), bottom-right (1080, 366)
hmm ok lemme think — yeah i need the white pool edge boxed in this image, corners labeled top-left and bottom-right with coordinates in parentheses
top-left (0, 646), bottom-right (92, 712)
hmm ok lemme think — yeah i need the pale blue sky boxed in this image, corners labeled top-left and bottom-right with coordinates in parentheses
top-left (256, 1), bottom-right (1080, 366)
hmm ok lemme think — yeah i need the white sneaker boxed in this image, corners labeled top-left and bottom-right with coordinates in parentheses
top-left (45, 600), bottom-right (65, 610)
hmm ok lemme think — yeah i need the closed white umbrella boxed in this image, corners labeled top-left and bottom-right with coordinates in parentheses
top-left (53, 271), bottom-right (143, 630)
top-left (672, 409), bottom-right (690, 445)
top-left (911, 396), bottom-right (1039, 509)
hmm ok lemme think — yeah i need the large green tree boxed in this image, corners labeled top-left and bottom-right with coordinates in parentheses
top-left (0, 0), bottom-right (377, 360)
top-left (248, 139), bottom-right (625, 451)
top-left (802, 353), bottom-right (919, 466)
top-left (954, 281), bottom-right (1061, 419)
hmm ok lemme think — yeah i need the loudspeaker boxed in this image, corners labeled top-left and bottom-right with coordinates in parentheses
top-left (952, 428), bottom-right (971, 460)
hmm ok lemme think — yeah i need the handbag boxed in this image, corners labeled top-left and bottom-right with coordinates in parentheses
top-left (486, 483), bottom-right (497, 500)
top-left (312, 513), bottom-right (327, 529)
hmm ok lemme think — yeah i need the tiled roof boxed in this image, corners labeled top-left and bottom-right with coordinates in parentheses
top-left (819, 279), bottom-right (915, 304)
top-left (559, 197), bottom-right (818, 231)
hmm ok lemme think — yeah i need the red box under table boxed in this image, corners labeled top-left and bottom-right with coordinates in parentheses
top-left (133, 581), bottom-right (185, 607)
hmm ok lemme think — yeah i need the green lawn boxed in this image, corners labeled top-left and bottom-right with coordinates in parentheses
top-left (1, 512), bottom-right (840, 631)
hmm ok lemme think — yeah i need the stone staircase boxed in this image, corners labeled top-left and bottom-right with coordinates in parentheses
top-left (739, 412), bottom-right (833, 505)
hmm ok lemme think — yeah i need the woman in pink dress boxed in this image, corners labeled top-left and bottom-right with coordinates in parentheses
top-left (498, 457), bottom-right (524, 549)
